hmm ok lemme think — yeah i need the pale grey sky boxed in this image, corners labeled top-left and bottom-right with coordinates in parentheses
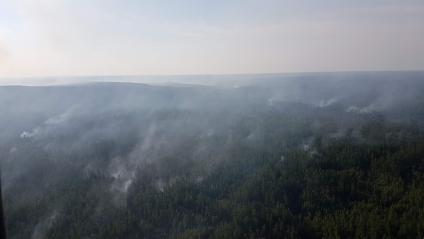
top-left (0, 0), bottom-right (424, 79)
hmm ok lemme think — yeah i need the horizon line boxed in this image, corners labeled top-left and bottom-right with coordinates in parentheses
top-left (1, 69), bottom-right (424, 80)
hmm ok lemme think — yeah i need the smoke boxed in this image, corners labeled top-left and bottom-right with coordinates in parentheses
top-left (2, 72), bottom-right (424, 238)
top-left (20, 128), bottom-right (41, 138)
top-left (318, 98), bottom-right (338, 107)
top-left (31, 210), bottom-right (59, 239)
top-left (109, 156), bottom-right (136, 194)
top-left (346, 103), bottom-right (381, 114)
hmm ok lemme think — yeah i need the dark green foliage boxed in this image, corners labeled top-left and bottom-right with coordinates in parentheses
top-left (6, 135), bottom-right (424, 238)
top-left (3, 76), bottom-right (424, 238)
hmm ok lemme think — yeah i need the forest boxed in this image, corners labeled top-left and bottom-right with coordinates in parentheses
top-left (0, 72), bottom-right (424, 238)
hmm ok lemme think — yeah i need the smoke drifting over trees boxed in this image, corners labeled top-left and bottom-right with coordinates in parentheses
top-left (1, 72), bottom-right (424, 238)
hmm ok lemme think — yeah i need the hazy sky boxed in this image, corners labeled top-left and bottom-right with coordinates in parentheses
top-left (0, 0), bottom-right (424, 78)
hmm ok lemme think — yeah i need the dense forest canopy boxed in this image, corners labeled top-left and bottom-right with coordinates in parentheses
top-left (0, 72), bottom-right (424, 238)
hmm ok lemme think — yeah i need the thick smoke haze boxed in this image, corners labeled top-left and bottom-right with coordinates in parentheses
top-left (1, 1), bottom-right (423, 238)
top-left (1, 72), bottom-right (424, 238)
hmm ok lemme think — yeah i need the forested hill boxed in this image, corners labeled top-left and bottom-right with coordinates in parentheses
top-left (1, 72), bottom-right (424, 238)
